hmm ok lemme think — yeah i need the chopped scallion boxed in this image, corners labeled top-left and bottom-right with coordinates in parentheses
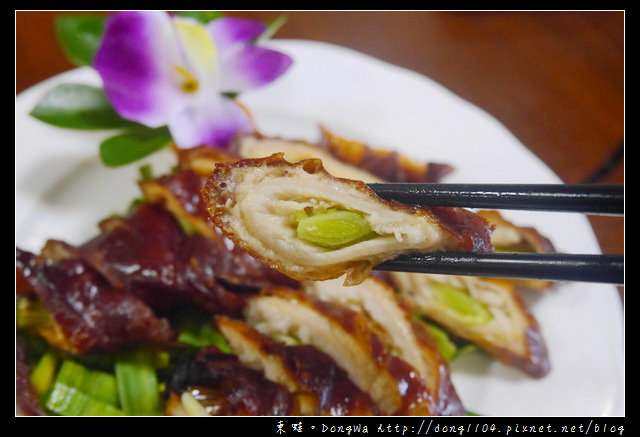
top-left (423, 323), bottom-right (458, 361)
top-left (30, 351), bottom-right (59, 396)
top-left (172, 307), bottom-right (232, 352)
top-left (45, 382), bottom-right (125, 416)
top-left (115, 350), bottom-right (162, 416)
top-left (55, 360), bottom-right (118, 406)
top-left (430, 282), bottom-right (493, 325)
top-left (296, 209), bottom-right (376, 249)
top-left (177, 323), bottom-right (232, 352)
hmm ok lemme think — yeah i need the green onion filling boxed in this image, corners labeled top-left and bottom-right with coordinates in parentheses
top-left (423, 323), bottom-right (458, 361)
top-left (430, 282), bottom-right (493, 325)
top-left (295, 208), bottom-right (377, 249)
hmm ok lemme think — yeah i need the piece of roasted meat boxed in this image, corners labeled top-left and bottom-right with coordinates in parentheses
top-left (242, 287), bottom-right (455, 415)
top-left (16, 247), bottom-right (176, 354)
top-left (164, 346), bottom-right (294, 416)
top-left (318, 125), bottom-right (455, 183)
top-left (201, 154), bottom-right (493, 285)
top-left (391, 272), bottom-right (550, 378)
top-left (215, 316), bottom-right (380, 416)
top-left (302, 276), bottom-right (464, 415)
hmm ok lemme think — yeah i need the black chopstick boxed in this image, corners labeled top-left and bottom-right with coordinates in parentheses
top-left (368, 183), bottom-right (624, 215)
top-left (374, 252), bottom-right (624, 285)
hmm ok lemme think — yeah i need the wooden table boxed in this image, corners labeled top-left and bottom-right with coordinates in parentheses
top-left (16, 11), bottom-right (624, 299)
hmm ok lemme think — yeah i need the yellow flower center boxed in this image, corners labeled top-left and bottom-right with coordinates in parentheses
top-left (172, 18), bottom-right (218, 95)
top-left (175, 66), bottom-right (199, 93)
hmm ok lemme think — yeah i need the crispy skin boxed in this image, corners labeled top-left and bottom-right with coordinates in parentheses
top-left (73, 203), bottom-right (247, 316)
top-left (244, 288), bottom-right (435, 415)
top-left (216, 316), bottom-right (380, 416)
top-left (392, 272), bottom-right (550, 378)
top-left (319, 125), bottom-right (455, 183)
top-left (303, 276), bottom-right (464, 415)
top-left (165, 346), bottom-right (293, 416)
top-left (233, 132), bottom-right (384, 182)
top-left (16, 248), bottom-right (176, 354)
top-left (202, 154), bottom-right (493, 285)
top-left (175, 144), bottom-right (240, 178)
top-left (139, 171), bottom-right (299, 291)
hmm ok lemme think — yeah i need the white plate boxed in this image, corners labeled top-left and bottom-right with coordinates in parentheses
top-left (15, 39), bottom-right (624, 416)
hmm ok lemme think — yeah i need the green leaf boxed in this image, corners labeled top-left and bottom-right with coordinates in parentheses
top-left (55, 14), bottom-right (106, 66)
top-left (100, 127), bottom-right (172, 167)
top-left (176, 11), bottom-right (224, 23)
top-left (30, 83), bottom-right (134, 130)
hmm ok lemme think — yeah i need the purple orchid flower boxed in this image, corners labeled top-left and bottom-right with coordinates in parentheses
top-left (93, 11), bottom-right (292, 149)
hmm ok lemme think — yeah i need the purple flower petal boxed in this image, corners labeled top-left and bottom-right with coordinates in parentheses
top-left (218, 45), bottom-right (293, 94)
top-left (94, 11), bottom-right (190, 127)
top-left (168, 98), bottom-right (254, 148)
top-left (206, 17), bottom-right (266, 54)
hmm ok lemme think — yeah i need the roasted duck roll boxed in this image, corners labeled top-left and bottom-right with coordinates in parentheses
top-left (391, 272), bottom-right (550, 378)
top-left (243, 287), bottom-right (439, 415)
top-left (202, 154), bottom-right (493, 285)
top-left (215, 316), bottom-right (380, 416)
top-left (232, 133), bottom-right (384, 182)
top-left (302, 276), bottom-right (464, 416)
top-left (319, 125), bottom-right (455, 183)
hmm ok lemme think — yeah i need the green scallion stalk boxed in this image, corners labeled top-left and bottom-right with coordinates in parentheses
top-left (430, 282), bottom-right (493, 325)
top-left (423, 323), bottom-right (458, 361)
top-left (45, 382), bottom-right (125, 416)
top-left (30, 351), bottom-right (59, 397)
top-left (296, 209), bottom-right (376, 249)
top-left (115, 350), bottom-right (162, 416)
top-left (172, 307), bottom-right (232, 352)
top-left (177, 323), bottom-right (232, 352)
top-left (55, 360), bottom-right (119, 406)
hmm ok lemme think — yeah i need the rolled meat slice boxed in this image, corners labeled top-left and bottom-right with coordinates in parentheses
top-left (164, 346), bottom-right (294, 416)
top-left (201, 153), bottom-right (493, 285)
top-left (215, 315), bottom-right (380, 416)
top-left (391, 272), bottom-right (550, 378)
top-left (243, 287), bottom-right (435, 415)
top-left (302, 276), bottom-right (464, 415)
top-left (233, 133), bottom-right (383, 182)
top-left (318, 125), bottom-right (455, 183)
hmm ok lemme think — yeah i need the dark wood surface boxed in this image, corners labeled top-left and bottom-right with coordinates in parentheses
top-left (15, 11), bottom-right (624, 299)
